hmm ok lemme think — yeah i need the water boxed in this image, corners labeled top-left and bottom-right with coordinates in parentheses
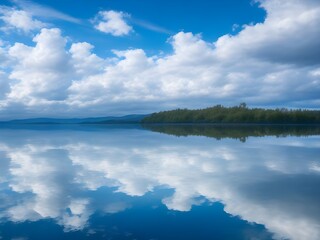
top-left (0, 125), bottom-right (319, 240)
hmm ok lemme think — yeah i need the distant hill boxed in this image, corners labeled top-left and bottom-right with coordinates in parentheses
top-left (0, 114), bottom-right (148, 124)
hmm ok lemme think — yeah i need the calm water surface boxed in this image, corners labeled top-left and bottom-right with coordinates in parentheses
top-left (0, 125), bottom-right (319, 240)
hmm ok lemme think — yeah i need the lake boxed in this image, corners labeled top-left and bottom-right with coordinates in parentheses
top-left (0, 125), bottom-right (319, 240)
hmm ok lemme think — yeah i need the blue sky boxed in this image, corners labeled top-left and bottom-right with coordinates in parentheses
top-left (0, 0), bottom-right (319, 119)
top-left (1, 0), bottom-right (265, 56)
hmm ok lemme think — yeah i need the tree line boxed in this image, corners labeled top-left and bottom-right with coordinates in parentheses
top-left (141, 104), bottom-right (320, 124)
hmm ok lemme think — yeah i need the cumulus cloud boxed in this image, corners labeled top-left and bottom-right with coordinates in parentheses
top-left (215, 0), bottom-right (320, 65)
top-left (0, 7), bottom-right (45, 33)
top-left (93, 10), bottom-right (133, 36)
top-left (70, 42), bottom-right (105, 77)
top-left (8, 28), bottom-right (73, 101)
top-left (0, 0), bottom-right (319, 119)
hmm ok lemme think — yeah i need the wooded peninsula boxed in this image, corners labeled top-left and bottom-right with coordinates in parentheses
top-left (141, 103), bottom-right (320, 124)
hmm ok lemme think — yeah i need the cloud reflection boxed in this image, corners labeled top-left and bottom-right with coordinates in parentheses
top-left (0, 127), bottom-right (319, 239)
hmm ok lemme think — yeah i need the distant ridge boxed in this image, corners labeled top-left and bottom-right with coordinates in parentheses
top-left (0, 114), bottom-right (148, 124)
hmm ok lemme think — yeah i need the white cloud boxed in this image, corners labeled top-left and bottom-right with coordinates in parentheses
top-left (0, 7), bottom-right (45, 33)
top-left (93, 10), bottom-right (133, 36)
top-left (70, 42), bottom-right (105, 77)
top-left (8, 28), bottom-right (73, 101)
top-left (215, 0), bottom-right (320, 65)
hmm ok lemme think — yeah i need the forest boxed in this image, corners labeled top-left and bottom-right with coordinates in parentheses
top-left (141, 103), bottom-right (320, 124)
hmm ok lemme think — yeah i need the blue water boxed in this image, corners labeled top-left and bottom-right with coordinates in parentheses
top-left (0, 125), bottom-right (319, 240)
